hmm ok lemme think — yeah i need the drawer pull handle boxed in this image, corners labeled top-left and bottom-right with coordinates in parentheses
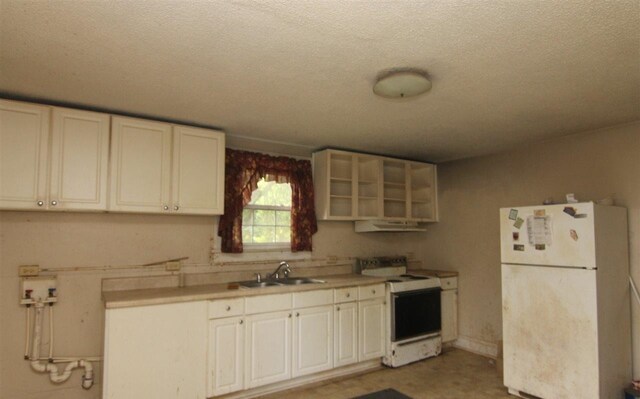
top-left (239, 319), bottom-right (243, 324)
top-left (346, 293), bottom-right (350, 298)
top-left (372, 289), bottom-right (376, 294)
top-left (226, 306), bottom-right (231, 311)
top-left (336, 306), bottom-right (340, 311)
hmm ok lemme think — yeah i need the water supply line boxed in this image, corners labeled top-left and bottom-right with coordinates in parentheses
top-left (24, 305), bottom-right (31, 359)
top-left (28, 302), bottom-right (95, 389)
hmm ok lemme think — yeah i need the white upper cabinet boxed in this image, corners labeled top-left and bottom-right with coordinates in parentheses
top-left (172, 125), bottom-right (225, 215)
top-left (49, 107), bottom-right (110, 210)
top-left (110, 116), bottom-right (225, 215)
top-left (0, 100), bottom-right (110, 211)
top-left (0, 100), bottom-right (50, 209)
top-left (313, 149), bottom-right (438, 222)
top-left (1, 100), bottom-right (225, 215)
top-left (110, 116), bottom-right (173, 213)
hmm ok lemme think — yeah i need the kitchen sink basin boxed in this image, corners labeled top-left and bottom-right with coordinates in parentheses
top-left (238, 281), bottom-right (282, 288)
top-left (236, 277), bottom-right (326, 288)
top-left (277, 277), bottom-right (326, 285)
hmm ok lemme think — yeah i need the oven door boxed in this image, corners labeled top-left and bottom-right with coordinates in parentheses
top-left (391, 288), bottom-right (441, 342)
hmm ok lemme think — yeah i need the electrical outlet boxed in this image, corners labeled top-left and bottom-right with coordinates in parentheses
top-left (166, 261), bottom-right (181, 272)
top-left (19, 265), bottom-right (40, 277)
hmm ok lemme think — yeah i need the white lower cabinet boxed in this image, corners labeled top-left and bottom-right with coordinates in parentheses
top-left (103, 301), bottom-right (207, 399)
top-left (105, 286), bottom-right (387, 398)
top-left (441, 277), bottom-right (459, 343)
top-left (358, 298), bottom-right (386, 361)
top-left (245, 310), bottom-right (293, 389)
top-left (334, 301), bottom-right (358, 367)
top-left (208, 316), bottom-right (244, 397)
top-left (292, 305), bottom-right (333, 377)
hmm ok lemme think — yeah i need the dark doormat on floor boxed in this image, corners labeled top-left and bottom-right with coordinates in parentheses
top-left (351, 388), bottom-right (413, 399)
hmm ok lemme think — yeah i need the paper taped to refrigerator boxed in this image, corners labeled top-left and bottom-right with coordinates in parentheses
top-left (527, 215), bottom-right (552, 246)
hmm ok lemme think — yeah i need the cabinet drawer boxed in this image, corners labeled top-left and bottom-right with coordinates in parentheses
top-left (358, 284), bottom-right (385, 300)
top-left (293, 289), bottom-right (333, 308)
top-left (209, 298), bottom-right (244, 319)
top-left (440, 277), bottom-right (458, 290)
top-left (245, 293), bottom-right (292, 314)
top-left (334, 287), bottom-right (357, 303)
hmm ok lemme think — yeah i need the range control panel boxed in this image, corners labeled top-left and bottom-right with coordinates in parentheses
top-left (357, 256), bottom-right (408, 271)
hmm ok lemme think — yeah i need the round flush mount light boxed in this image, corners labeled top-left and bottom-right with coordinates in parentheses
top-left (373, 69), bottom-right (432, 99)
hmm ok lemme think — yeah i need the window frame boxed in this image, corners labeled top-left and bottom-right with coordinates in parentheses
top-left (242, 182), bottom-right (292, 249)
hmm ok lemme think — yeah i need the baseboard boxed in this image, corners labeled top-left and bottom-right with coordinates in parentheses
top-left (218, 360), bottom-right (382, 399)
top-left (453, 335), bottom-right (498, 358)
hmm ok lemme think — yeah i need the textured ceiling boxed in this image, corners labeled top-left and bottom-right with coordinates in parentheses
top-left (1, 1), bottom-right (639, 162)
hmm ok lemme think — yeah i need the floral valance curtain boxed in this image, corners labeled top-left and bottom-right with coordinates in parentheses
top-left (217, 149), bottom-right (318, 253)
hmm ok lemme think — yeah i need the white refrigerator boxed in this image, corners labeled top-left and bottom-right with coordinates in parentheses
top-left (500, 202), bottom-right (631, 399)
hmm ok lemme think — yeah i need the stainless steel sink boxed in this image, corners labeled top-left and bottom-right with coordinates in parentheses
top-left (277, 277), bottom-right (326, 285)
top-left (238, 281), bottom-right (282, 289)
top-left (236, 277), bottom-right (326, 288)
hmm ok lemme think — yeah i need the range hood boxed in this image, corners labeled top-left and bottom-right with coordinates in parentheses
top-left (354, 220), bottom-right (427, 233)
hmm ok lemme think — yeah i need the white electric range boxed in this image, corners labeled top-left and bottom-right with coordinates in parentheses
top-left (359, 256), bottom-right (442, 367)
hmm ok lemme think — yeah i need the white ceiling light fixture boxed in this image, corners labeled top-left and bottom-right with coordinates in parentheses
top-left (373, 68), bottom-right (432, 99)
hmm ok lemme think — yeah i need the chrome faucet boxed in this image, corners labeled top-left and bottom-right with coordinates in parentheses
top-left (269, 261), bottom-right (292, 280)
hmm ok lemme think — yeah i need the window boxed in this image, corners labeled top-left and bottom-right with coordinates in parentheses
top-left (242, 178), bottom-right (292, 245)
top-left (218, 148), bottom-right (317, 253)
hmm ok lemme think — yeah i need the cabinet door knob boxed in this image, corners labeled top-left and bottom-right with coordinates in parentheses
top-left (163, 205), bottom-right (169, 211)
top-left (239, 319), bottom-right (243, 325)
top-left (174, 205), bottom-right (180, 211)
top-left (372, 289), bottom-right (376, 294)
top-left (336, 306), bottom-right (340, 311)
top-left (36, 201), bottom-right (44, 207)
top-left (226, 306), bottom-right (231, 311)
top-left (50, 200), bottom-right (58, 206)
top-left (296, 312), bottom-right (300, 317)
top-left (346, 293), bottom-right (350, 298)
top-left (288, 313), bottom-right (292, 318)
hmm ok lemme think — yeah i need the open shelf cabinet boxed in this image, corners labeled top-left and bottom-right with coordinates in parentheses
top-left (313, 149), bottom-right (437, 222)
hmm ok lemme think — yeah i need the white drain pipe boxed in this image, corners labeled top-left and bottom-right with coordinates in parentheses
top-left (30, 303), bottom-right (94, 389)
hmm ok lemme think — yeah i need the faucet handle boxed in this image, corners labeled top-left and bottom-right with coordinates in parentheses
top-left (283, 268), bottom-right (290, 278)
top-left (254, 273), bottom-right (262, 282)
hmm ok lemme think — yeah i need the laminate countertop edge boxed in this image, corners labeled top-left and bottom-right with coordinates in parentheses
top-left (103, 274), bottom-right (387, 309)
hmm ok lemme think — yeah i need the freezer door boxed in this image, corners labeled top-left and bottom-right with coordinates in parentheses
top-left (502, 264), bottom-right (599, 399)
top-left (500, 203), bottom-right (596, 268)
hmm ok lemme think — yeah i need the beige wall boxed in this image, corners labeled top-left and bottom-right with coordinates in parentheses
top-left (420, 121), bottom-right (640, 378)
top-left (2, 121), bottom-right (639, 398)
top-left (0, 212), bottom-right (427, 399)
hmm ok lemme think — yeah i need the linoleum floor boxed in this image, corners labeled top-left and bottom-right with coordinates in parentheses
top-left (261, 349), bottom-right (511, 399)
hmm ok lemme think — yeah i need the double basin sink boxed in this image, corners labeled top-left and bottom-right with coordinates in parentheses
top-left (237, 277), bottom-right (326, 289)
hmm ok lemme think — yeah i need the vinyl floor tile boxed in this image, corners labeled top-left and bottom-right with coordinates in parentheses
top-left (260, 349), bottom-right (511, 399)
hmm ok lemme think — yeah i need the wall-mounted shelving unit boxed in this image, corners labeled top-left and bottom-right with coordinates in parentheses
top-left (313, 149), bottom-right (437, 222)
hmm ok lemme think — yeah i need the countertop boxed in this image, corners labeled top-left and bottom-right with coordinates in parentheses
top-left (103, 274), bottom-right (387, 309)
top-left (409, 269), bottom-right (459, 278)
